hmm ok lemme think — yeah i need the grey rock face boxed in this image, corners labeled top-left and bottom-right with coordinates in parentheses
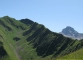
top-left (60, 26), bottom-right (83, 40)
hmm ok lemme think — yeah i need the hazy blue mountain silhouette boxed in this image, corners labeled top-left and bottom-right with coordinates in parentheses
top-left (60, 26), bottom-right (83, 40)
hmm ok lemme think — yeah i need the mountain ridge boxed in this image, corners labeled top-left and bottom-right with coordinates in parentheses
top-left (0, 16), bottom-right (83, 60)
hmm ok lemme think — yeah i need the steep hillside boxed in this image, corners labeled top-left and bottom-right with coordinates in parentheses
top-left (0, 16), bottom-right (29, 60)
top-left (20, 22), bottom-right (83, 60)
top-left (0, 16), bottom-right (83, 60)
top-left (57, 48), bottom-right (83, 60)
top-left (0, 41), bottom-right (11, 60)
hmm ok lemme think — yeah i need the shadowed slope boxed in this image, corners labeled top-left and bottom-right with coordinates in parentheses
top-left (0, 41), bottom-right (11, 60)
top-left (0, 16), bottom-right (83, 60)
top-left (22, 23), bottom-right (83, 58)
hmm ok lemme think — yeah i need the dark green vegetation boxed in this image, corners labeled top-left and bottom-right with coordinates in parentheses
top-left (0, 16), bottom-right (83, 60)
top-left (0, 41), bottom-right (11, 60)
top-left (0, 42), bottom-right (6, 59)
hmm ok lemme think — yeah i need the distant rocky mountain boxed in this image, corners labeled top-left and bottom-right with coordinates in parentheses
top-left (60, 26), bottom-right (83, 40)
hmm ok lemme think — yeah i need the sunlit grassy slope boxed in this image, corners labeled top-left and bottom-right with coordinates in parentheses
top-left (0, 16), bottom-right (83, 60)
top-left (0, 16), bottom-right (29, 60)
top-left (56, 48), bottom-right (83, 60)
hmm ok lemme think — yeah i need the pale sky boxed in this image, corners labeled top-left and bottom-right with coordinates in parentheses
top-left (0, 0), bottom-right (83, 33)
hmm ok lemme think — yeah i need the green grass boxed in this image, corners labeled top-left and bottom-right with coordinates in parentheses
top-left (42, 48), bottom-right (83, 60)
top-left (2, 55), bottom-right (11, 60)
top-left (0, 16), bottom-right (83, 60)
top-left (56, 48), bottom-right (83, 60)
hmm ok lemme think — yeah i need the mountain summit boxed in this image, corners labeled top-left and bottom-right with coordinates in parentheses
top-left (60, 26), bottom-right (83, 40)
top-left (0, 16), bottom-right (83, 60)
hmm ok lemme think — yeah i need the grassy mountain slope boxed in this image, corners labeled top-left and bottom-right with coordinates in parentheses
top-left (0, 41), bottom-right (11, 60)
top-left (56, 48), bottom-right (83, 60)
top-left (0, 16), bottom-right (29, 60)
top-left (20, 22), bottom-right (83, 60)
top-left (0, 16), bottom-right (83, 60)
